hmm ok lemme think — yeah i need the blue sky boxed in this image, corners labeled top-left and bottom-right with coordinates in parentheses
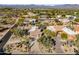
top-left (0, 0), bottom-right (79, 5)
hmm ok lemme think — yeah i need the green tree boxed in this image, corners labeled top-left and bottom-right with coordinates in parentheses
top-left (43, 29), bottom-right (56, 38)
top-left (74, 18), bottom-right (79, 22)
top-left (77, 34), bottom-right (79, 40)
top-left (61, 32), bottom-right (68, 40)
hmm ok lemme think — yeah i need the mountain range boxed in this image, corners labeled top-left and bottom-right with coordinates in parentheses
top-left (0, 4), bottom-right (79, 9)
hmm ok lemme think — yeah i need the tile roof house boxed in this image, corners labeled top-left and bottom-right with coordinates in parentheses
top-left (54, 26), bottom-right (64, 32)
top-left (74, 24), bottom-right (79, 34)
top-left (62, 27), bottom-right (77, 41)
top-left (47, 26), bottom-right (77, 41)
top-left (47, 26), bottom-right (64, 32)
top-left (68, 35), bottom-right (76, 41)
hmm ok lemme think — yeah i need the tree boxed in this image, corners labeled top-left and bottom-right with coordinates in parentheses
top-left (11, 28), bottom-right (29, 37)
top-left (38, 35), bottom-right (54, 48)
top-left (38, 29), bottom-right (56, 49)
top-left (56, 21), bottom-right (63, 25)
top-left (76, 34), bottom-right (79, 40)
top-left (43, 29), bottom-right (56, 38)
top-left (74, 18), bottom-right (79, 22)
top-left (61, 32), bottom-right (68, 40)
top-left (74, 34), bottom-right (79, 51)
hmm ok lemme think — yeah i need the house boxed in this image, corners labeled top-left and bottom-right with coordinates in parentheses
top-left (74, 24), bottom-right (79, 34)
top-left (62, 27), bottom-right (77, 35)
top-left (24, 18), bottom-right (36, 25)
top-left (68, 35), bottom-right (76, 41)
top-left (22, 15), bottom-right (29, 18)
top-left (66, 15), bottom-right (76, 20)
top-left (68, 16), bottom-right (76, 20)
top-left (40, 15), bottom-right (48, 18)
top-left (62, 27), bottom-right (77, 41)
top-left (47, 26), bottom-right (56, 32)
top-left (29, 19), bottom-right (36, 23)
top-left (24, 18), bottom-right (36, 22)
top-left (66, 15), bottom-right (72, 18)
top-left (54, 26), bottom-right (64, 32)
top-left (58, 18), bottom-right (70, 23)
top-left (28, 26), bottom-right (41, 39)
top-left (28, 12), bottom-right (37, 16)
top-left (47, 26), bottom-right (64, 32)
top-left (47, 26), bottom-right (77, 41)
top-left (56, 15), bottom-right (62, 18)
top-left (28, 26), bottom-right (37, 32)
top-left (24, 18), bottom-right (30, 23)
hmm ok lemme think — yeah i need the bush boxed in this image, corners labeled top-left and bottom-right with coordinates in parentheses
top-left (61, 32), bottom-right (68, 40)
top-left (43, 29), bottom-right (56, 38)
top-left (11, 29), bottom-right (28, 37)
top-left (38, 35), bottom-right (54, 48)
top-left (74, 18), bottom-right (79, 22)
top-left (38, 30), bottom-right (56, 48)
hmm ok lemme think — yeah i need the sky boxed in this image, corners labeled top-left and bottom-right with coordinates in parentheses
top-left (0, 0), bottom-right (79, 5)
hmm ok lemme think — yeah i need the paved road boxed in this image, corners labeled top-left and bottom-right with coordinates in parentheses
top-left (0, 18), bottom-right (19, 53)
top-left (0, 30), bottom-right (13, 51)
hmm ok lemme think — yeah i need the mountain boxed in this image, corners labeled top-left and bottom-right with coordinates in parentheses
top-left (0, 4), bottom-right (52, 8)
top-left (53, 4), bottom-right (79, 9)
top-left (0, 4), bottom-right (79, 9)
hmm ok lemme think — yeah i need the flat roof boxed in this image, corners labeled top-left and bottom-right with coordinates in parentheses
top-left (28, 26), bottom-right (37, 32)
top-left (62, 27), bottom-right (77, 35)
top-left (47, 26), bottom-right (56, 31)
